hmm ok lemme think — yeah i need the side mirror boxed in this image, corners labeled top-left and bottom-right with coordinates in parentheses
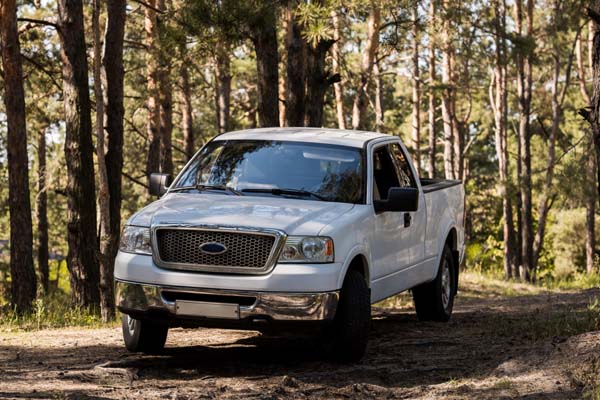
top-left (149, 173), bottom-right (172, 197)
top-left (374, 187), bottom-right (419, 213)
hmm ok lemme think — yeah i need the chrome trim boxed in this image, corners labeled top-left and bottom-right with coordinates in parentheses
top-left (115, 280), bottom-right (339, 321)
top-left (151, 224), bottom-right (287, 275)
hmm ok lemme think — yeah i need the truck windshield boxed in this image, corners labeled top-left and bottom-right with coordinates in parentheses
top-left (174, 140), bottom-right (364, 204)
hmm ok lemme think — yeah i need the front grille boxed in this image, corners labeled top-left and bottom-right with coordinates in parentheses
top-left (155, 228), bottom-right (277, 272)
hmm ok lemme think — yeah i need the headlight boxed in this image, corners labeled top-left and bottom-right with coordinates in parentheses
top-left (279, 236), bottom-right (334, 263)
top-left (119, 226), bottom-right (152, 255)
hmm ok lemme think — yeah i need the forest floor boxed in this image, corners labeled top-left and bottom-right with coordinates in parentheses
top-left (1, 272), bottom-right (599, 400)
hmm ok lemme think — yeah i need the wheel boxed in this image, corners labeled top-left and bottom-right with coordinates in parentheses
top-left (329, 269), bottom-right (371, 362)
top-left (121, 314), bottom-right (169, 354)
top-left (412, 244), bottom-right (456, 322)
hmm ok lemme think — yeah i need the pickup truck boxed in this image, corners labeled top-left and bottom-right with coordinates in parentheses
top-left (115, 128), bottom-right (465, 361)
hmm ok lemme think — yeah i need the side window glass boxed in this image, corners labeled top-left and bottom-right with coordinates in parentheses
top-left (389, 143), bottom-right (416, 188)
top-left (372, 146), bottom-right (400, 201)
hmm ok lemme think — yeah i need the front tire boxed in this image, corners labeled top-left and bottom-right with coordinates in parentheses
top-left (329, 269), bottom-right (371, 362)
top-left (412, 244), bottom-right (456, 322)
top-left (121, 314), bottom-right (168, 354)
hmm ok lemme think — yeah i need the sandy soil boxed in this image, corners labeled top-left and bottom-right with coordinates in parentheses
top-left (1, 282), bottom-right (599, 399)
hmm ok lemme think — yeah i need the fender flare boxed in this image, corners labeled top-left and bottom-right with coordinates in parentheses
top-left (336, 244), bottom-right (371, 289)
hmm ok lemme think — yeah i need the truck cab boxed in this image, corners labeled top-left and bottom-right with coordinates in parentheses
top-left (115, 128), bottom-right (465, 361)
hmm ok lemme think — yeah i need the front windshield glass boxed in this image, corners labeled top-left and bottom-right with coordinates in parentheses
top-left (175, 140), bottom-right (364, 204)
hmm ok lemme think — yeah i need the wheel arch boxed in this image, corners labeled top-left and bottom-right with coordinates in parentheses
top-left (338, 247), bottom-right (371, 289)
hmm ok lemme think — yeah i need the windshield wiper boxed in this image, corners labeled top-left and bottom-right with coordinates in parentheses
top-left (196, 184), bottom-right (243, 196)
top-left (241, 187), bottom-right (327, 201)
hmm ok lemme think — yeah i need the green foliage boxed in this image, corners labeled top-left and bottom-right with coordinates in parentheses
top-left (0, 290), bottom-right (114, 332)
top-left (548, 209), bottom-right (600, 279)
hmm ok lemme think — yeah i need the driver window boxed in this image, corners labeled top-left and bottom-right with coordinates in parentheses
top-left (389, 143), bottom-right (416, 188)
top-left (373, 146), bottom-right (400, 201)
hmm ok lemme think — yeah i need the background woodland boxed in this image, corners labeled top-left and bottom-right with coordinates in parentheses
top-left (1, 0), bottom-right (600, 320)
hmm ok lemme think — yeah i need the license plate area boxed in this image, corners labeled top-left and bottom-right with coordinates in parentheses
top-left (175, 300), bottom-right (240, 319)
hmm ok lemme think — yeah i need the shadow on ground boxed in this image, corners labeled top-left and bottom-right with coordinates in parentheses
top-left (1, 288), bottom-right (598, 399)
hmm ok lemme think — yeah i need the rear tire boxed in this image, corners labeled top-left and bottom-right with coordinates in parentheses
top-left (329, 269), bottom-right (371, 362)
top-left (121, 314), bottom-right (168, 354)
top-left (412, 244), bottom-right (456, 322)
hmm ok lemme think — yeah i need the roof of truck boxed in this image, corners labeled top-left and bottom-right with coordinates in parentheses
top-left (214, 128), bottom-right (393, 148)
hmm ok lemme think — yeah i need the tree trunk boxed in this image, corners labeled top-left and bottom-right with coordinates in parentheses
top-left (285, 9), bottom-right (306, 127)
top-left (157, 0), bottom-right (173, 177)
top-left (57, 0), bottom-right (101, 307)
top-left (490, 0), bottom-right (516, 279)
top-left (304, 39), bottom-right (336, 127)
top-left (37, 128), bottom-right (49, 293)
top-left (100, 0), bottom-right (126, 322)
top-left (180, 62), bottom-right (195, 160)
top-left (145, 0), bottom-right (161, 178)
top-left (0, 0), bottom-right (37, 313)
top-left (532, 3), bottom-right (574, 273)
top-left (374, 57), bottom-right (384, 132)
top-left (252, 7), bottom-right (280, 128)
top-left (93, 0), bottom-right (113, 321)
top-left (441, 0), bottom-right (454, 180)
top-left (427, 0), bottom-right (436, 179)
top-left (411, 3), bottom-right (421, 173)
top-left (351, 5), bottom-right (380, 130)
top-left (514, 0), bottom-right (534, 280)
top-left (578, 21), bottom-right (596, 274)
top-left (586, 4), bottom-right (600, 209)
top-left (331, 9), bottom-right (346, 129)
top-left (215, 42), bottom-right (231, 134)
top-left (587, 138), bottom-right (597, 274)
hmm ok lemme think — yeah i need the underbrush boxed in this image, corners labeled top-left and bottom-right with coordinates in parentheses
top-left (0, 290), bottom-right (116, 332)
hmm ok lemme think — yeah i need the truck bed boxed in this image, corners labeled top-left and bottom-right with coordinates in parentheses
top-left (420, 178), bottom-right (462, 193)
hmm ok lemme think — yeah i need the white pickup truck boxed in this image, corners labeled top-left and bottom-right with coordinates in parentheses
top-left (115, 128), bottom-right (464, 361)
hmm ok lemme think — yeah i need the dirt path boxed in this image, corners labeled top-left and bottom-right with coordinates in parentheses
top-left (1, 278), bottom-right (599, 399)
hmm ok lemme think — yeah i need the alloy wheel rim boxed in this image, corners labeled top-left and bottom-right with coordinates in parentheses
top-left (441, 260), bottom-right (451, 309)
top-left (127, 315), bottom-right (136, 334)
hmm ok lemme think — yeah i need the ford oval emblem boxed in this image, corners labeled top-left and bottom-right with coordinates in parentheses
top-left (199, 242), bottom-right (228, 255)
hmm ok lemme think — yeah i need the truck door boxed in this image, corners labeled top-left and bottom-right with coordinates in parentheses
top-left (370, 144), bottom-right (412, 279)
top-left (389, 142), bottom-right (426, 265)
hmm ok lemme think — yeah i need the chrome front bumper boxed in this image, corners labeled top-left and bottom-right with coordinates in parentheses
top-left (115, 280), bottom-right (339, 322)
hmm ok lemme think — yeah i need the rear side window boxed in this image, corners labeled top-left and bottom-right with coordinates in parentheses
top-left (389, 143), bottom-right (416, 188)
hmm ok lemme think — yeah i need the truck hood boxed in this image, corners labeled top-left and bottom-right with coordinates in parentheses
top-left (127, 192), bottom-right (355, 236)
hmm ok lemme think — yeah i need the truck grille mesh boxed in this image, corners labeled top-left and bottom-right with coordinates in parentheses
top-left (155, 229), bottom-right (276, 271)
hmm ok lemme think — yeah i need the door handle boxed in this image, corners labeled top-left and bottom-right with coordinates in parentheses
top-left (404, 212), bottom-right (411, 228)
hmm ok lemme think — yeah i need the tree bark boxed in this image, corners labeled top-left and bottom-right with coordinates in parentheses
top-left (304, 38), bottom-right (337, 127)
top-left (145, 0), bottom-right (161, 178)
top-left (374, 57), bottom-right (384, 132)
top-left (100, 0), bottom-right (126, 322)
top-left (93, 0), bottom-right (113, 320)
top-left (411, 3), bottom-right (421, 173)
top-left (441, 0), bottom-right (454, 180)
top-left (57, 0), bottom-right (101, 307)
top-left (180, 62), bottom-right (195, 160)
top-left (157, 0), bottom-right (173, 177)
top-left (331, 9), bottom-right (346, 129)
top-left (490, 0), bottom-right (517, 279)
top-left (587, 4), bottom-right (600, 209)
top-left (587, 138), bottom-right (597, 274)
top-left (215, 42), bottom-right (231, 134)
top-left (514, 0), bottom-right (534, 280)
top-left (37, 128), bottom-right (49, 293)
top-left (351, 5), bottom-right (380, 130)
top-left (532, 2), bottom-right (575, 273)
top-left (427, 0), bottom-right (436, 179)
top-left (285, 9), bottom-right (306, 127)
top-left (579, 19), bottom-right (596, 274)
top-left (252, 7), bottom-right (280, 128)
top-left (0, 0), bottom-right (37, 312)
